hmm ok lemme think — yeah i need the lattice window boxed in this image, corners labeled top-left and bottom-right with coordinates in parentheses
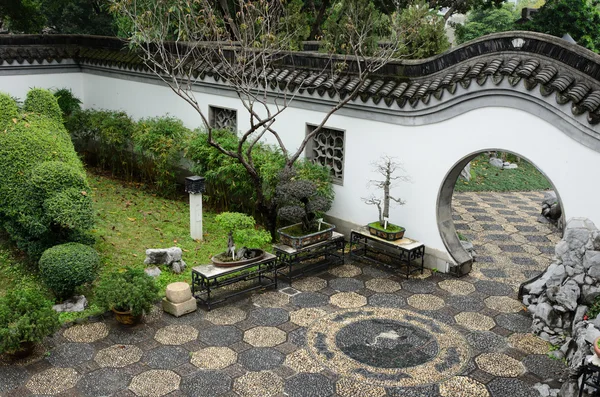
top-left (306, 125), bottom-right (345, 185)
top-left (209, 106), bottom-right (237, 131)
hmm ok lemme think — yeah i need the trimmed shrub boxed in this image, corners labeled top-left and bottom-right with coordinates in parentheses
top-left (39, 243), bottom-right (100, 300)
top-left (0, 96), bottom-right (94, 258)
top-left (0, 93), bottom-right (19, 129)
top-left (0, 288), bottom-right (60, 354)
top-left (95, 268), bottom-right (159, 317)
top-left (23, 88), bottom-right (63, 122)
top-left (53, 88), bottom-right (82, 118)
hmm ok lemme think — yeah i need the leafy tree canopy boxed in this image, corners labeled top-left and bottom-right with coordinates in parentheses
top-left (455, 3), bottom-right (520, 44)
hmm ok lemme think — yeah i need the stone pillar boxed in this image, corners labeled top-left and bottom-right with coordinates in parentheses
top-left (185, 176), bottom-right (206, 241)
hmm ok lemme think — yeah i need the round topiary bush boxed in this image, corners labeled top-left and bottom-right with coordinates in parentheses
top-left (0, 93), bottom-right (19, 129)
top-left (24, 88), bottom-right (63, 122)
top-left (39, 243), bottom-right (100, 300)
top-left (0, 288), bottom-right (60, 355)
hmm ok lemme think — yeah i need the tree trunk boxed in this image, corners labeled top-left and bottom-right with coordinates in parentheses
top-left (309, 0), bottom-right (330, 40)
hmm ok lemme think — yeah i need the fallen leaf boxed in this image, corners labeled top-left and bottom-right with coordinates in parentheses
top-left (81, 191), bottom-right (87, 196)
top-left (127, 217), bottom-right (136, 222)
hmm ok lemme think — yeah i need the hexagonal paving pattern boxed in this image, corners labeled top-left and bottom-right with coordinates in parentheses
top-left (191, 347), bottom-right (237, 369)
top-left (180, 370), bottom-right (232, 397)
top-left (475, 353), bottom-right (525, 377)
top-left (63, 322), bottom-right (109, 343)
top-left (77, 367), bottom-right (131, 396)
top-left (95, 344), bottom-right (143, 367)
top-left (204, 306), bottom-right (247, 325)
top-left (508, 333), bottom-right (549, 354)
top-left (244, 326), bottom-right (287, 347)
top-left (438, 279), bottom-right (476, 295)
top-left (142, 345), bottom-right (190, 369)
top-left (454, 312), bottom-right (496, 331)
top-left (27, 367), bottom-right (80, 395)
top-left (365, 278), bottom-right (401, 293)
top-left (233, 370), bottom-right (284, 397)
top-left (439, 376), bottom-right (489, 397)
top-left (129, 370), bottom-right (180, 397)
top-left (407, 294), bottom-right (445, 310)
top-left (484, 295), bottom-right (524, 313)
top-left (154, 324), bottom-right (199, 345)
top-left (0, 366), bottom-right (29, 394)
top-left (330, 292), bottom-right (367, 308)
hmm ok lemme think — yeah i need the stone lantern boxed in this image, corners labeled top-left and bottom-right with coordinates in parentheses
top-left (185, 176), bottom-right (206, 241)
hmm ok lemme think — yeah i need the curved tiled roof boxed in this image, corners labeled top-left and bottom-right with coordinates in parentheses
top-left (1, 32), bottom-right (600, 125)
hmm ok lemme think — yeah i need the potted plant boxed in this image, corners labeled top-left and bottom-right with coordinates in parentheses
top-left (0, 288), bottom-right (60, 358)
top-left (362, 155), bottom-right (409, 241)
top-left (211, 212), bottom-right (272, 267)
top-left (95, 268), bottom-right (159, 325)
top-left (276, 168), bottom-right (334, 249)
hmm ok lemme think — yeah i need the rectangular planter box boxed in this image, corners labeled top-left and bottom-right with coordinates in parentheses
top-left (368, 225), bottom-right (405, 241)
top-left (278, 222), bottom-right (336, 250)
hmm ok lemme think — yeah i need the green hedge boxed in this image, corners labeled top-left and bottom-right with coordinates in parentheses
top-left (39, 242), bottom-right (99, 300)
top-left (0, 92), bottom-right (95, 259)
top-left (0, 92), bottom-right (19, 129)
top-left (24, 88), bottom-right (63, 122)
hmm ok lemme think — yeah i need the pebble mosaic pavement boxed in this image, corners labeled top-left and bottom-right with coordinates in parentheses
top-left (0, 191), bottom-right (566, 397)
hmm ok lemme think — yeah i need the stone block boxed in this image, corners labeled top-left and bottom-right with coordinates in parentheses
top-left (166, 282), bottom-right (192, 303)
top-left (162, 297), bottom-right (197, 317)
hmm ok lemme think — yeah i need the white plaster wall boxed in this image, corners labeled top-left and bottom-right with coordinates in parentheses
top-left (0, 72), bottom-right (84, 102)
top-left (5, 71), bottom-right (600, 261)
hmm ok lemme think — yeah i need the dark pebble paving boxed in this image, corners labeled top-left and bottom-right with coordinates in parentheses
top-left (539, 246), bottom-right (555, 255)
top-left (498, 210), bottom-right (517, 215)
top-left (466, 207), bottom-right (486, 213)
top-left (401, 280), bottom-right (437, 294)
top-left (415, 310), bottom-right (456, 325)
top-left (284, 373), bottom-right (334, 397)
top-left (516, 225), bottom-right (539, 233)
top-left (386, 384), bottom-right (440, 397)
top-left (485, 234), bottom-right (512, 242)
top-left (288, 327), bottom-right (307, 347)
top-left (248, 308), bottom-right (289, 326)
top-left (77, 367), bottom-right (132, 396)
top-left (180, 370), bottom-right (232, 397)
top-left (482, 224), bottom-right (504, 231)
top-left (362, 266), bottom-right (391, 278)
top-left (474, 215), bottom-right (495, 222)
top-left (465, 331), bottom-right (509, 352)
top-left (525, 235), bottom-right (550, 243)
top-left (238, 347), bottom-right (285, 371)
top-left (47, 342), bottom-right (95, 366)
top-left (477, 256), bottom-right (496, 263)
top-left (474, 280), bottom-right (514, 297)
top-left (480, 269), bottom-right (508, 279)
top-left (495, 313), bottom-right (532, 333)
top-left (522, 354), bottom-right (568, 380)
top-left (108, 324), bottom-right (155, 344)
top-left (368, 293), bottom-right (407, 308)
top-left (0, 365), bottom-right (29, 393)
top-left (291, 292), bottom-right (330, 308)
top-left (142, 345), bottom-right (190, 369)
top-left (511, 257), bottom-right (538, 266)
top-left (523, 270), bottom-right (542, 279)
top-left (329, 277), bottom-right (364, 292)
top-left (198, 325), bottom-right (243, 347)
top-left (454, 223), bottom-right (470, 230)
top-left (446, 295), bottom-right (485, 312)
top-left (487, 378), bottom-right (540, 397)
top-left (499, 245), bottom-right (525, 253)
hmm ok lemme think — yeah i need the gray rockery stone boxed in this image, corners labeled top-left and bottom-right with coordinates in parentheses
top-left (144, 247), bottom-right (187, 274)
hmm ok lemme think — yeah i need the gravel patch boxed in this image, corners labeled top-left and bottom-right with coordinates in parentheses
top-left (284, 348), bottom-right (323, 373)
top-left (238, 347), bottom-right (285, 371)
top-left (439, 376), bottom-right (489, 396)
top-left (63, 323), bottom-right (109, 343)
top-left (329, 277), bottom-right (364, 292)
top-left (336, 378), bottom-right (386, 397)
top-left (365, 278), bottom-right (401, 293)
top-left (475, 353), bottom-right (524, 377)
top-left (27, 367), bottom-right (80, 395)
top-left (129, 369), bottom-right (180, 397)
top-left (0, 365), bottom-right (29, 393)
top-left (507, 333), bottom-right (549, 354)
top-left (487, 378), bottom-right (540, 397)
top-left (234, 370), bottom-right (284, 397)
top-left (243, 326), bottom-right (286, 347)
top-left (190, 347), bottom-right (237, 369)
top-left (438, 280), bottom-right (475, 295)
top-left (180, 370), bottom-right (232, 397)
top-left (248, 307), bottom-right (289, 326)
top-left (285, 373), bottom-right (335, 397)
top-left (204, 306), bottom-right (247, 325)
top-left (402, 279), bottom-right (437, 294)
top-left (290, 308), bottom-right (326, 327)
top-left (252, 291), bottom-right (290, 307)
top-left (454, 312), bottom-right (495, 331)
top-left (522, 354), bottom-right (567, 380)
top-left (95, 344), bottom-right (143, 367)
top-left (465, 331), bottom-right (508, 352)
top-left (292, 276), bottom-right (327, 292)
top-left (484, 296), bottom-right (524, 313)
top-left (446, 295), bottom-right (485, 312)
top-left (47, 342), bottom-right (95, 367)
top-left (154, 325), bottom-right (198, 345)
top-left (329, 264), bottom-right (362, 277)
top-left (368, 293), bottom-right (407, 308)
top-left (142, 346), bottom-right (189, 369)
top-left (76, 367), bottom-right (131, 396)
top-left (407, 294), bottom-right (445, 310)
top-left (291, 292), bottom-right (330, 308)
top-left (198, 325), bottom-right (243, 346)
top-left (495, 313), bottom-right (532, 333)
top-left (330, 292), bottom-right (367, 308)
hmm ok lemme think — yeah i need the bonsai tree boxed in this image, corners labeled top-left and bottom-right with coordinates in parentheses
top-left (214, 212), bottom-right (271, 260)
top-left (0, 288), bottom-right (60, 356)
top-left (276, 168), bottom-right (332, 234)
top-left (95, 268), bottom-right (159, 317)
top-left (362, 155), bottom-right (409, 230)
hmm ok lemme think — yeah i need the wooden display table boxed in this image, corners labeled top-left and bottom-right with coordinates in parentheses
top-left (273, 232), bottom-right (345, 285)
top-left (191, 252), bottom-right (277, 310)
top-left (349, 228), bottom-right (425, 278)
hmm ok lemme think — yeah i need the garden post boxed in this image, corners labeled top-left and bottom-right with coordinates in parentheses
top-left (185, 176), bottom-right (206, 241)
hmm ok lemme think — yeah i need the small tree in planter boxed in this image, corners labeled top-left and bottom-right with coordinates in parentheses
top-left (362, 155), bottom-right (410, 240)
top-left (0, 288), bottom-right (60, 357)
top-left (95, 268), bottom-right (159, 325)
top-left (212, 212), bottom-right (272, 266)
top-left (276, 168), bottom-right (334, 249)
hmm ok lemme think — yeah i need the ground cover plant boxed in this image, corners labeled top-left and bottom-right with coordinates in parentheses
top-left (454, 153), bottom-right (552, 192)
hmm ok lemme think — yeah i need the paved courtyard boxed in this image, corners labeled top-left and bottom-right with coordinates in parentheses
top-left (0, 191), bottom-right (566, 397)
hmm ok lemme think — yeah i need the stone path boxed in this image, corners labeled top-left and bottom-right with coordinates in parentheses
top-left (0, 191), bottom-right (566, 397)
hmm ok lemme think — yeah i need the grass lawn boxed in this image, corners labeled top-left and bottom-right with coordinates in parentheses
top-left (454, 154), bottom-right (553, 192)
top-left (0, 170), bottom-right (260, 322)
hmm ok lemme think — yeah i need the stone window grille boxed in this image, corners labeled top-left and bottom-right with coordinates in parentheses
top-left (209, 106), bottom-right (237, 131)
top-left (306, 124), bottom-right (345, 185)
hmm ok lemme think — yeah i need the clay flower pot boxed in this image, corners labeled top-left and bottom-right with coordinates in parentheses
top-left (112, 308), bottom-right (142, 326)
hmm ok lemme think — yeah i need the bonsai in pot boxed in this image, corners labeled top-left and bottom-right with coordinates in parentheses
top-left (276, 168), bottom-right (334, 249)
top-left (211, 212), bottom-right (272, 267)
top-left (362, 155), bottom-right (409, 241)
top-left (0, 288), bottom-right (60, 358)
top-left (96, 268), bottom-right (159, 325)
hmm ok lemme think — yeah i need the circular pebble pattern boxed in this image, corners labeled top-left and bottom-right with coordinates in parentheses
top-left (330, 292), bottom-right (367, 308)
top-left (95, 344), bottom-right (143, 368)
top-left (336, 378), bottom-right (387, 397)
top-left (292, 277), bottom-right (327, 292)
top-left (252, 291), bottom-right (290, 307)
top-left (63, 322), bottom-right (108, 343)
top-left (484, 296), bottom-right (523, 313)
top-left (244, 326), bottom-right (287, 347)
top-left (27, 367), bottom-right (80, 395)
top-left (129, 370), bottom-right (180, 397)
top-left (476, 353), bottom-right (525, 377)
top-left (439, 376), bottom-right (489, 397)
top-left (408, 294), bottom-right (445, 310)
top-left (365, 278), bottom-right (401, 293)
top-left (154, 325), bottom-right (198, 345)
top-left (233, 370), bottom-right (284, 397)
top-left (329, 264), bottom-right (362, 277)
top-left (438, 280), bottom-right (476, 296)
top-left (190, 347), bottom-right (237, 369)
top-left (290, 308), bottom-right (326, 327)
top-left (306, 307), bottom-right (470, 387)
top-left (204, 306), bottom-right (247, 325)
top-left (508, 333), bottom-right (549, 354)
top-left (454, 312), bottom-right (495, 331)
